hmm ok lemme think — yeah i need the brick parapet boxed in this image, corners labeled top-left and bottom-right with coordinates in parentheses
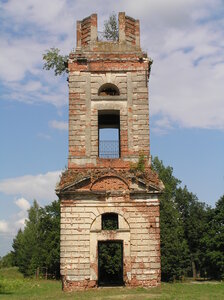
top-left (75, 12), bottom-right (141, 53)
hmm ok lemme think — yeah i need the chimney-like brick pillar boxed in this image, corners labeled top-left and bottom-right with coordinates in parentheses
top-left (76, 20), bottom-right (81, 49)
top-left (119, 12), bottom-right (126, 42)
top-left (76, 14), bottom-right (98, 48)
top-left (90, 14), bottom-right (97, 44)
top-left (135, 19), bottom-right (140, 47)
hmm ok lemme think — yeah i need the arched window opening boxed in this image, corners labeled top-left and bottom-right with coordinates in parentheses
top-left (98, 110), bottom-right (120, 158)
top-left (98, 83), bottom-right (120, 96)
top-left (102, 213), bottom-right (118, 230)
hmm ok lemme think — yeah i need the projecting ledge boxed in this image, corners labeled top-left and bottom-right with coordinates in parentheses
top-left (90, 229), bottom-right (130, 233)
top-left (130, 190), bottom-right (162, 195)
top-left (91, 95), bottom-right (127, 101)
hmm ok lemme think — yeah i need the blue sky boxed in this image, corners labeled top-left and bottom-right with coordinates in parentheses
top-left (0, 0), bottom-right (224, 256)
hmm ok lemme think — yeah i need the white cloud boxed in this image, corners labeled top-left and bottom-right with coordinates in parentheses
top-left (0, 37), bottom-right (45, 82)
top-left (0, 220), bottom-right (9, 233)
top-left (0, 171), bottom-right (61, 204)
top-left (0, 1), bottom-right (72, 107)
top-left (150, 26), bottom-right (224, 129)
top-left (37, 133), bottom-right (52, 140)
top-left (152, 116), bottom-right (174, 135)
top-left (15, 218), bottom-right (26, 227)
top-left (2, 77), bottom-right (68, 107)
top-left (49, 120), bottom-right (68, 131)
top-left (2, 0), bottom-right (74, 35)
top-left (0, 171), bottom-right (61, 248)
top-left (15, 198), bottom-right (30, 211)
top-left (0, 30), bottom-right (69, 107)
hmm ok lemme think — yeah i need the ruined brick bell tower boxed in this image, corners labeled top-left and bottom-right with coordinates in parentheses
top-left (57, 12), bottom-right (164, 291)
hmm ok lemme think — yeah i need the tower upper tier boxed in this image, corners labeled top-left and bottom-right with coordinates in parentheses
top-left (68, 13), bottom-right (152, 170)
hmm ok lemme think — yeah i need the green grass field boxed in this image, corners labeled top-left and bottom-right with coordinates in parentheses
top-left (0, 268), bottom-right (223, 300)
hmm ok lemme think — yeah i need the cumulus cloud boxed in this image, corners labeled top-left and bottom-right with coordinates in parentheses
top-left (150, 23), bottom-right (224, 130)
top-left (15, 218), bottom-right (26, 228)
top-left (0, 205), bottom-right (27, 245)
top-left (1, 56), bottom-right (68, 107)
top-left (0, 1), bottom-right (71, 107)
top-left (0, 171), bottom-right (61, 204)
top-left (15, 198), bottom-right (30, 211)
top-left (152, 116), bottom-right (174, 135)
top-left (49, 120), bottom-right (68, 131)
top-left (2, 0), bottom-right (74, 35)
top-left (0, 171), bottom-right (61, 245)
top-left (1, 199), bottom-right (30, 237)
top-left (0, 220), bottom-right (9, 233)
top-left (0, 38), bottom-right (44, 82)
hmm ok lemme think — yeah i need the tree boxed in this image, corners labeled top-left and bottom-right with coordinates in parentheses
top-left (12, 200), bottom-right (60, 278)
top-left (12, 200), bottom-right (41, 276)
top-left (38, 200), bottom-right (60, 278)
top-left (175, 187), bottom-right (209, 278)
top-left (43, 48), bottom-right (68, 76)
top-left (152, 157), bottom-right (191, 281)
top-left (103, 13), bottom-right (118, 41)
top-left (202, 195), bottom-right (224, 279)
top-left (0, 252), bottom-right (14, 268)
top-left (11, 229), bottom-right (24, 268)
top-left (152, 157), bottom-right (217, 280)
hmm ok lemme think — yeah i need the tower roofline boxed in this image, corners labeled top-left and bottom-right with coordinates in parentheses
top-left (76, 12), bottom-right (141, 52)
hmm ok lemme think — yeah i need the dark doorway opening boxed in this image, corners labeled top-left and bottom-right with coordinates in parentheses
top-left (98, 240), bottom-right (123, 286)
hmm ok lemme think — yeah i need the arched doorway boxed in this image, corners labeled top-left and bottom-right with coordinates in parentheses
top-left (90, 212), bottom-right (131, 286)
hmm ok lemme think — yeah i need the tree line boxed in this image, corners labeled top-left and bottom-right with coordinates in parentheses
top-left (1, 157), bottom-right (223, 281)
top-left (152, 157), bottom-right (224, 281)
top-left (0, 200), bottom-right (60, 278)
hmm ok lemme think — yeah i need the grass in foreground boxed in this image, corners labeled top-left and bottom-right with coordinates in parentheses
top-left (0, 268), bottom-right (223, 300)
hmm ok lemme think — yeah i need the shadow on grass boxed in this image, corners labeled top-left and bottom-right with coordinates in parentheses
top-left (0, 291), bottom-right (13, 295)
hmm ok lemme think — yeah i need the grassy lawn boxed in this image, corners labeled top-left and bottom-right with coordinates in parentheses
top-left (0, 268), bottom-right (223, 300)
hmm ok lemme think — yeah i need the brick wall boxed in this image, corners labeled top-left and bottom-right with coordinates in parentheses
top-left (119, 12), bottom-right (140, 47)
top-left (68, 67), bottom-right (151, 168)
top-left (76, 14), bottom-right (97, 48)
top-left (60, 194), bottom-right (160, 291)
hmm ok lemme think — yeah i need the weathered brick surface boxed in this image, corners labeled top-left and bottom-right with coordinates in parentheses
top-left (60, 195), bottom-right (161, 291)
top-left (68, 67), bottom-right (150, 167)
top-left (57, 12), bottom-right (163, 291)
top-left (68, 12), bottom-right (151, 168)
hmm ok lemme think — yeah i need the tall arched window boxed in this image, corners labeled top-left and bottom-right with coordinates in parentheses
top-left (98, 110), bottom-right (120, 158)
